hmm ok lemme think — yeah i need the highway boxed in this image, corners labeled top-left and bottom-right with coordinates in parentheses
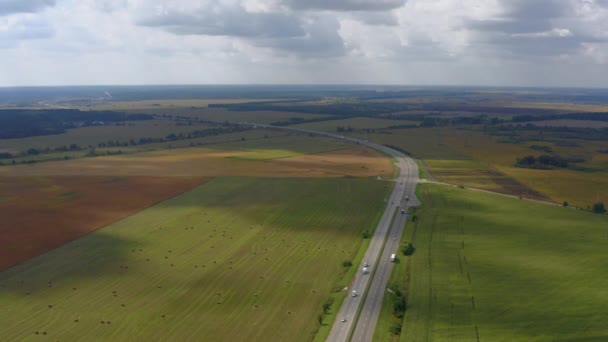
top-left (212, 121), bottom-right (420, 341)
top-left (325, 144), bottom-right (420, 342)
top-left (350, 154), bottom-right (420, 342)
top-left (263, 125), bottom-right (421, 342)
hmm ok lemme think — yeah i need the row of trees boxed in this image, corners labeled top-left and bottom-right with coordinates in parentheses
top-left (516, 155), bottom-right (569, 169)
top-left (336, 126), bottom-right (354, 132)
top-left (0, 125), bottom-right (250, 165)
top-left (512, 112), bottom-right (608, 123)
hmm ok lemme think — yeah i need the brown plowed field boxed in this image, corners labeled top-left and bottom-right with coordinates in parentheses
top-left (0, 176), bottom-right (206, 270)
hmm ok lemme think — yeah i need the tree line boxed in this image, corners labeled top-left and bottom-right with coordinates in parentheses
top-left (515, 154), bottom-right (585, 170)
top-left (0, 109), bottom-right (152, 139)
top-left (0, 125), bottom-right (250, 165)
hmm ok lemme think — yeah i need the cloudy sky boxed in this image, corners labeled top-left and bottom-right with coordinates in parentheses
top-left (1, 0), bottom-right (608, 87)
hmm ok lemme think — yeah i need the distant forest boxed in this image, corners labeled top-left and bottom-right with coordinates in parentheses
top-left (0, 109), bottom-right (152, 139)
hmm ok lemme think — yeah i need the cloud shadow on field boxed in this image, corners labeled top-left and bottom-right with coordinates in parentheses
top-left (0, 177), bottom-right (388, 295)
top-left (0, 232), bottom-right (136, 294)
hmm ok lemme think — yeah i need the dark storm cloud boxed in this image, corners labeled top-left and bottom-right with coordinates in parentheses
top-left (138, 7), bottom-right (304, 38)
top-left (0, 0), bottom-right (56, 16)
top-left (282, 0), bottom-right (406, 11)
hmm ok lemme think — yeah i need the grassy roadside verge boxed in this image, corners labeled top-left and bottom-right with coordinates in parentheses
top-left (414, 159), bottom-right (429, 180)
top-left (372, 206), bottom-right (420, 341)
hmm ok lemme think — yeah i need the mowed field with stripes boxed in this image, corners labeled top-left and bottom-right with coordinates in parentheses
top-left (400, 184), bottom-right (608, 341)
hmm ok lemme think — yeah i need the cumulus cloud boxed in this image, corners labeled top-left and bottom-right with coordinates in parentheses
top-left (511, 28), bottom-right (573, 38)
top-left (349, 12), bottom-right (398, 26)
top-left (461, 0), bottom-right (608, 59)
top-left (0, 0), bottom-right (56, 16)
top-left (2, 0), bottom-right (608, 86)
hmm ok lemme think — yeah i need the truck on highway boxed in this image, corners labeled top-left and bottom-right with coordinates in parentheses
top-left (390, 253), bottom-right (396, 262)
top-left (362, 266), bottom-right (369, 274)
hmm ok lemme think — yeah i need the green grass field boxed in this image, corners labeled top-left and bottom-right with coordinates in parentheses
top-left (0, 177), bottom-right (390, 342)
top-left (398, 184), bottom-right (608, 341)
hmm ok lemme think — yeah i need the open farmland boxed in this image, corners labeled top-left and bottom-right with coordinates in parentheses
top-left (0, 176), bottom-right (206, 270)
top-left (0, 133), bottom-right (392, 272)
top-left (83, 98), bottom-right (283, 111)
top-left (503, 102), bottom-right (608, 113)
top-left (0, 120), bottom-right (211, 153)
top-left (356, 125), bottom-right (606, 206)
top-left (124, 107), bottom-right (331, 125)
top-left (424, 159), bottom-right (547, 200)
top-left (349, 127), bottom-right (469, 160)
top-left (291, 117), bottom-right (416, 132)
top-left (0, 144), bottom-right (392, 178)
top-left (511, 119), bottom-right (608, 128)
top-left (0, 128), bottom-right (295, 165)
top-left (338, 127), bottom-right (546, 198)
top-left (210, 133), bottom-right (352, 159)
top-left (445, 128), bottom-right (608, 207)
top-left (0, 177), bottom-right (390, 341)
top-left (400, 184), bottom-right (608, 341)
